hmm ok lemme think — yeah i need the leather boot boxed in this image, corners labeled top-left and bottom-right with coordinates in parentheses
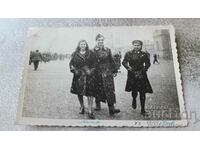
top-left (140, 95), bottom-right (148, 116)
top-left (132, 99), bottom-right (137, 109)
top-left (108, 104), bottom-right (120, 116)
top-left (141, 110), bottom-right (149, 117)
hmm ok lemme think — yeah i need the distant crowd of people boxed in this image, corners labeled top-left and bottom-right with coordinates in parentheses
top-left (29, 50), bottom-right (70, 70)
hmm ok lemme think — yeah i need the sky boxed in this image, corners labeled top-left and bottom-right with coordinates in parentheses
top-left (27, 26), bottom-right (156, 54)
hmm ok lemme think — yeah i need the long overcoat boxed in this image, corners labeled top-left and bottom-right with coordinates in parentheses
top-left (122, 50), bottom-right (153, 93)
top-left (70, 50), bottom-right (96, 96)
top-left (93, 46), bottom-right (118, 105)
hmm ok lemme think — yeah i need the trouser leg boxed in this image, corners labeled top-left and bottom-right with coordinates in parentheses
top-left (34, 61), bottom-right (39, 70)
top-left (36, 61), bottom-right (39, 69)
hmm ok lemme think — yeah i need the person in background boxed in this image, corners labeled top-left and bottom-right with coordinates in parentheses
top-left (113, 50), bottom-right (122, 73)
top-left (122, 40), bottom-right (153, 116)
top-left (70, 40), bottom-right (96, 119)
top-left (93, 34), bottom-right (120, 116)
top-left (32, 50), bottom-right (42, 70)
top-left (153, 54), bottom-right (160, 64)
top-left (29, 51), bottom-right (33, 65)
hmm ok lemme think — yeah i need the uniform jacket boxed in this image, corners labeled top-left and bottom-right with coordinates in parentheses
top-left (92, 46), bottom-right (118, 104)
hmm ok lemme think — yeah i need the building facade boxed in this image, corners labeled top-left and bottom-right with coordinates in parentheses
top-left (153, 29), bottom-right (172, 59)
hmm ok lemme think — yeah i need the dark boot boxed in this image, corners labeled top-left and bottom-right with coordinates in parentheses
top-left (108, 104), bottom-right (120, 116)
top-left (141, 110), bottom-right (149, 117)
top-left (95, 100), bottom-right (101, 111)
top-left (132, 99), bottom-right (137, 109)
top-left (140, 92), bottom-right (148, 116)
top-left (131, 91), bottom-right (137, 109)
top-left (34, 61), bottom-right (39, 70)
top-left (88, 112), bottom-right (95, 119)
top-left (34, 62), bottom-right (37, 70)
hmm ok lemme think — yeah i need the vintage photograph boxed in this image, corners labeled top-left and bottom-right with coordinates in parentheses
top-left (16, 26), bottom-right (187, 127)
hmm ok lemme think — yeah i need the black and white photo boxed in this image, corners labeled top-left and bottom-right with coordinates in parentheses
top-left (16, 25), bottom-right (187, 127)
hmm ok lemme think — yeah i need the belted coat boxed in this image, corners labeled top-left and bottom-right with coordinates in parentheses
top-left (92, 46), bottom-right (118, 104)
top-left (122, 49), bottom-right (153, 93)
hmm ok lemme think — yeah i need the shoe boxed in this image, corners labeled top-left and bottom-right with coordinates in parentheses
top-left (132, 100), bottom-right (136, 109)
top-left (79, 107), bottom-right (85, 114)
top-left (141, 110), bottom-right (149, 117)
top-left (88, 112), bottom-right (95, 119)
top-left (109, 108), bottom-right (120, 116)
top-left (109, 105), bottom-right (120, 116)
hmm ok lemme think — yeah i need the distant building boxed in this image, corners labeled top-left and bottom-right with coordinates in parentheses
top-left (143, 40), bottom-right (154, 56)
top-left (143, 40), bottom-right (154, 51)
top-left (153, 29), bottom-right (172, 59)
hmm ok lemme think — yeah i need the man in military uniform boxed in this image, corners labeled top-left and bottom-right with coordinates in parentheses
top-left (32, 50), bottom-right (42, 71)
top-left (122, 40), bottom-right (153, 116)
top-left (93, 34), bottom-right (120, 116)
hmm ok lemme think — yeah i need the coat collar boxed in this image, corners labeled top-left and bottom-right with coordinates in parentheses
top-left (75, 50), bottom-right (90, 60)
top-left (131, 49), bottom-right (143, 54)
top-left (94, 45), bottom-right (106, 51)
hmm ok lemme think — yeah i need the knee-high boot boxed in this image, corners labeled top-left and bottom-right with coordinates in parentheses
top-left (108, 103), bottom-right (120, 116)
top-left (140, 92), bottom-right (148, 116)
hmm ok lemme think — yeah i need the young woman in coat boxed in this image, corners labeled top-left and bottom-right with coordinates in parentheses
top-left (122, 40), bottom-right (153, 116)
top-left (70, 40), bottom-right (96, 119)
top-left (93, 34), bottom-right (120, 116)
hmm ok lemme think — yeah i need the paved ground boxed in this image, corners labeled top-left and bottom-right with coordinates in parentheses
top-left (22, 58), bottom-right (180, 120)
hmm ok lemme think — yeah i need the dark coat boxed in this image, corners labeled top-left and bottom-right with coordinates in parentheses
top-left (93, 46), bottom-right (118, 104)
top-left (32, 51), bottom-right (42, 62)
top-left (70, 50), bottom-right (96, 96)
top-left (122, 49), bottom-right (153, 93)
